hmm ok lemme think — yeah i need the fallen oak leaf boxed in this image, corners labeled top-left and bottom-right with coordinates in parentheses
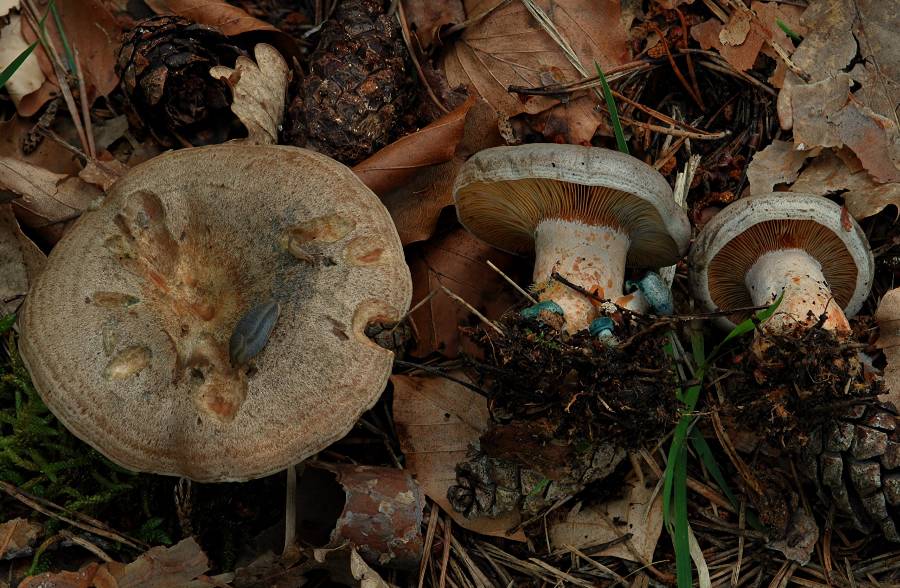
top-left (145, 0), bottom-right (277, 36)
top-left (210, 43), bottom-right (288, 146)
top-left (0, 14), bottom-right (45, 108)
top-left (18, 537), bottom-right (230, 588)
top-left (877, 288), bottom-right (900, 409)
top-left (441, 0), bottom-right (630, 138)
top-left (406, 226), bottom-right (527, 358)
top-left (353, 97), bottom-right (502, 245)
top-left (548, 477), bottom-right (663, 564)
top-left (0, 157), bottom-right (101, 243)
top-left (392, 372), bottom-right (526, 540)
top-left (788, 150), bottom-right (900, 220)
top-left (746, 139), bottom-right (814, 196)
top-left (401, 0), bottom-right (465, 50)
top-left (0, 517), bottom-right (43, 560)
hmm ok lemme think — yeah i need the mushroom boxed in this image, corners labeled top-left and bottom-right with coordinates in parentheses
top-left (19, 144), bottom-right (412, 482)
top-left (452, 144), bottom-right (691, 333)
top-left (689, 193), bottom-right (874, 336)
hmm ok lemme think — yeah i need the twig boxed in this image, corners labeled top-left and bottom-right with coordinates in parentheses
top-left (73, 47), bottom-right (95, 159)
top-left (394, 360), bottom-right (489, 397)
top-left (487, 260), bottom-right (537, 304)
top-left (443, 0), bottom-right (512, 36)
top-left (438, 515), bottom-right (452, 588)
top-left (396, 2), bottom-right (448, 114)
top-left (58, 529), bottom-right (113, 562)
top-left (283, 464), bottom-right (297, 555)
top-left (440, 285), bottom-right (504, 335)
top-left (0, 480), bottom-right (146, 550)
top-left (388, 289), bottom-right (438, 334)
top-left (419, 506), bottom-right (440, 588)
top-left (649, 22), bottom-right (705, 110)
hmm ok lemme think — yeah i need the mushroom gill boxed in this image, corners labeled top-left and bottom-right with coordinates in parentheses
top-left (708, 219), bottom-right (858, 324)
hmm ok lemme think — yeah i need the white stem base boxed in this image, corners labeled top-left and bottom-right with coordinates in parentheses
top-left (533, 219), bottom-right (630, 333)
top-left (745, 249), bottom-right (850, 335)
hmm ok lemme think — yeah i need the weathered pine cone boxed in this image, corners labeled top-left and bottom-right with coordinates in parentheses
top-left (291, 0), bottom-right (412, 164)
top-left (116, 15), bottom-right (243, 147)
top-left (798, 402), bottom-right (900, 541)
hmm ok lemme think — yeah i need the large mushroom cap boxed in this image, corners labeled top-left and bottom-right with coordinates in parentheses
top-left (19, 144), bottom-right (412, 482)
top-left (689, 193), bottom-right (874, 328)
top-left (452, 144), bottom-right (691, 267)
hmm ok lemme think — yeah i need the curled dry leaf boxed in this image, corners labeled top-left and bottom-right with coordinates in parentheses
top-left (690, 1), bottom-right (804, 73)
top-left (877, 288), bottom-right (900, 409)
top-left (777, 0), bottom-right (900, 182)
top-left (0, 157), bottom-right (101, 243)
top-left (18, 537), bottom-right (229, 588)
top-left (746, 140), bottom-right (813, 196)
top-left (0, 517), bottom-right (43, 560)
top-left (0, 203), bottom-right (45, 316)
top-left (548, 478), bottom-right (663, 564)
top-left (145, 0), bottom-right (278, 36)
top-left (349, 548), bottom-right (391, 588)
top-left (788, 149), bottom-right (900, 220)
top-left (78, 157), bottom-right (129, 192)
top-left (353, 97), bottom-right (501, 245)
top-left (789, 74), bottom-right (900, 184)
top-left (391, 373), bottom-right (526, 540)
top-left (19, 0), bottom-right (123, 116)
top-left (442, 0), bottom-right (630, 143)
top-left (0, 14), bottom-right (46, 106)
top-left (210, 43), bottom-right (288, 146)
top-left (406, 227), bottom-right (526, 358)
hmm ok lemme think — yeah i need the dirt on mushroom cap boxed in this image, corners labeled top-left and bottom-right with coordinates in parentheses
top-left (19, 144), bottom-right (412, 482)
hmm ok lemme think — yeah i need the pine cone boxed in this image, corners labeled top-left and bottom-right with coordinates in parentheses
top-left (116, 16), bottom-right (243, 147)
top-left (294, 0), bottom-right (412, 164)
top-left (798, 403), bottom-right (900, 541)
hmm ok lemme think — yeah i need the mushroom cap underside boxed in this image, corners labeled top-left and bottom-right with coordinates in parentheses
top-left (19, 144), bottom-right (412, 482)
top-left (689, 193), bottom-right (874, 327)
top-left (452, 144), bottom-right (691, 267)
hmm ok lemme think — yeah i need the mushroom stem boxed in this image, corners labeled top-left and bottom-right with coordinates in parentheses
top-left (533, 219), bottom-right (633, 333)
top-left (745, 249), bottom-right (850, 335)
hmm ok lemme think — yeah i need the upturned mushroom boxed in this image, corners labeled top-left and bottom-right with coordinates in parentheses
top-left (452, 144), bottom-right (691, 333)
top-left (689, 193), bottom-right (874, 335)
top-left (19, 144), bottom-right (411, 482)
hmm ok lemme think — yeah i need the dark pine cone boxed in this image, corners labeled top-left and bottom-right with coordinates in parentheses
top-left (116, 15), bottom-right (243, 147)
top-left (292, 0), bottom-right (412, 164)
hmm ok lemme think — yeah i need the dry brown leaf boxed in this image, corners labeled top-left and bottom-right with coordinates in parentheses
top-left (0, 203), bottom-right (45, 316)
top-left (210, 43), bottom-right (288, 146)
top-left (0, 518), bottom-right (42, 560)
top-left (19, 538), bottom-right (225, 588)
top-left (877, 288), bottom-right (900, 409)
top-left (146, 0), bottom-right (277, 36)
top-left (402, 0), bottom-right (464, 49)
top-left (746, 140), bottom-right (813, 196)
top-left (0, 14), bottom-right (46, 106)
top-left (789, 73), bottom-right (900, 184)
top-left (442, 0), bottom-right (629, 139)
top-left (691, 1), bottom-right (804, 73)
top-left (406, 227), bottom-right (527, 358)
top-left (788, 149), bottom-right (900, 220)
top-left (19, 0), bottom-right (123, 116)
top-left (0, 158), bottom-right (101, 242)
top-left (392, 372), bottom-right (526, 540)
top-left (349, 548), bottom-right (391, 588)
top-left (0, 117), bottom-right (81, 176)
top-left (354, 97), bottom-right (501, 245)
top-left (549, 478), bottom-right (663, 564)
top-left (78, 157), bottom-right (129, 192)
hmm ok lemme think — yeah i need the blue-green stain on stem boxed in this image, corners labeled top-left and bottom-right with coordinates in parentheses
top-left (594, 61), bottom-right (628, 155)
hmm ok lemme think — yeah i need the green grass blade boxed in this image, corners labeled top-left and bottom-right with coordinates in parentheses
top-left (0, 314), bottom-right (15, 335)
top-left (776, 19), bottom-right (802, 42)
top-left (593, 61), bottom-right (629, 155)
top-left (689, 428), bottom-right (738, 508)
top-left (49, 0), bottom-right (76, 74)
top-left (674, 445), bottom-right (692, 588)
top-left (0, 41), bottom-right (39, 89)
